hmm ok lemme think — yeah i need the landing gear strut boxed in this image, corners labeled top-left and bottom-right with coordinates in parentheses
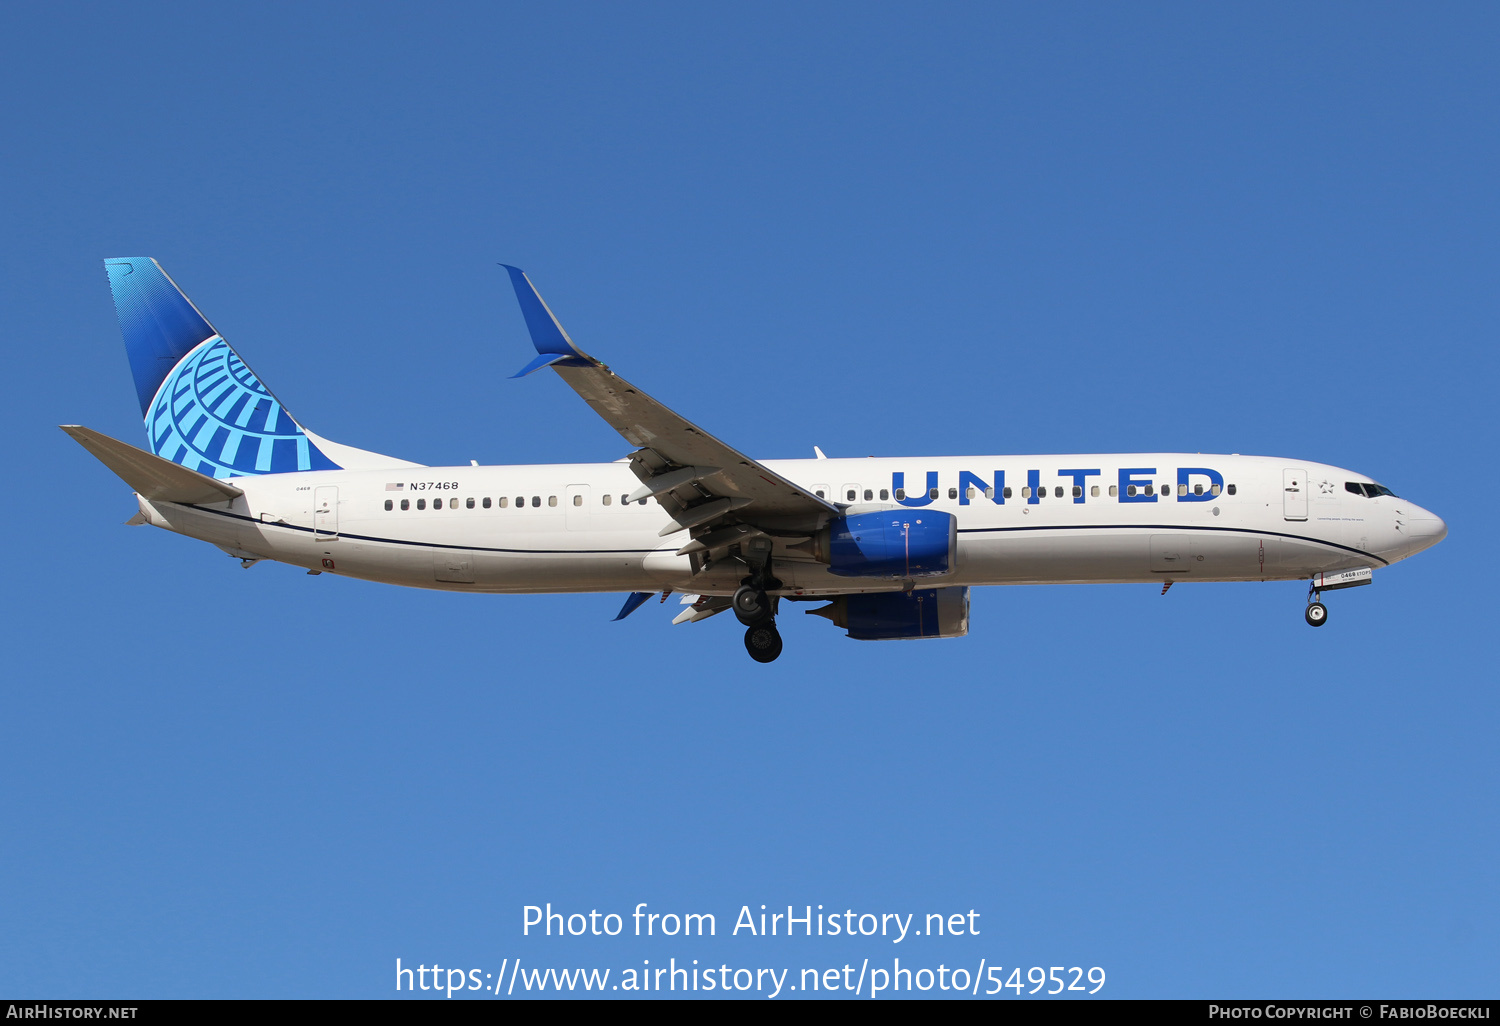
top-left (735, 567), bottom-right (783, 662)
top-left (1305, 581), bottom-right (1328, 627)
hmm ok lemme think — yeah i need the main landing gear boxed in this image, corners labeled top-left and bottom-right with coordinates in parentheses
top-left (734, 579), bottom-right (783, 663)
top-left (743, 622), bottom-right (784, 663)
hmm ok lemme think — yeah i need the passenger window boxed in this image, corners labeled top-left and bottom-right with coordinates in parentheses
top-left (417, 498), bottom-right (426, 510)
top-left (1109, 485), bottom-right (1118, 497)
top-left (1210, 484), bottom-right (1220, 496)
top-left (1143, 484), bottom-right (1153, 496)
top-left (572, 494), bottom-right (582, 506)
top-left (929, 488), bottom-right (939, 500)
top-left (984, 487), bottom-right (994, 499)
top-left (602, 494), bottom-right (612, 506)
top-left (1003, 487), bottom-right (1013, 499)
top-left (638, 498), bottom-right (647, 505)
top-left (815, 489), bottom-right (825, 498)
top-left (1072, 486), bottom-right (1082, 498)
top-left (384, 499), bottom-right (393, 511)
top-left (1054, 486), bottom-right (1063, 498)
top-left (864, 489), bottom-right (873, 501)
top-left (498, 497), bottom-right (508, 508)
top-left (1193, 484), bottom-right (1203, 495)
top-left (895, 488), bottom-right (906, 500)
top-left (621, 495), bottom-right (629, 505)
top-left (1090, 485), bottom-right (1100, 497)
top-left (466, 497), bottom-right (475, 509)
top-left (531, 496), bottom-right (540, 507)
top-left (949, 487), bottom-right (958, 499)
top-left (548, 496), bottom-right (558, 507)
top-left (1127, 485), bottom-right (1137, 497)
top-left (450, 498), bottom-right (459, 509)
top-left (1178, 484), bottom-right (1187, 496)
top-left (880, 489), bottom-right (889, 500)
top-left (400, 499), bottom-right (410, 511)
top-left (846, 489), bottom-right (856, 501)
top-left (483, 497), bottom-right (492, 508)
top-left (1227, 484), bottom-right (1237, 496)
top-left (1022, 486), bottom-right (1031, 498)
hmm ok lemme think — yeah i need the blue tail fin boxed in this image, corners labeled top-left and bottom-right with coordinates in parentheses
top-left (105, 258), bottom-right (340, 479)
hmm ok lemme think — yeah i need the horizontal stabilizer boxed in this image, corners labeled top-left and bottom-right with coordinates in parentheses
top-left (61, 425), bottom-right (243, 504)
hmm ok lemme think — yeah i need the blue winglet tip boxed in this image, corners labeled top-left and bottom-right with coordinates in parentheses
top-left (499, 262), bottom-right (589, 364)
top-left (512, 353), bottom-right (567, 378)
top-left (613, 592), bottom-right (653, 621)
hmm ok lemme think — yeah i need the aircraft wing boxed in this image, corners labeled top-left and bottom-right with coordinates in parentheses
top-left (503, 266), bottom-right (838, 537)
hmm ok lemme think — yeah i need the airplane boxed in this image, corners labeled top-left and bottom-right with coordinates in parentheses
top-left (65, 258), bottom-right (1448, 663)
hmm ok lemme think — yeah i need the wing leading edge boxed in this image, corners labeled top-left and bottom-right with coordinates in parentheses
top-left (501, 267), bottom-right (839, 540)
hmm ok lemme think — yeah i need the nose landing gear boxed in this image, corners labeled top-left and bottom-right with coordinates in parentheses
top-left (1305, 580), bottom-right (1330, 626)
top-left (1302, 568), bottom-right (1376, 627)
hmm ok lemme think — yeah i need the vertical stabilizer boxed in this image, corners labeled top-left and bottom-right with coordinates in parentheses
top-left (104, 258), bottom-right (341, 478)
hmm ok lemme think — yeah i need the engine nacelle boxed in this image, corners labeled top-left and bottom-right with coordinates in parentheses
top-left (814, 510), bottom-right (957, 578)
top-left (809, 587), bottom-right (970, 641)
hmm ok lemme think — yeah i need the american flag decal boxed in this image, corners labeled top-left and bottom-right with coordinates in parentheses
top-left (385, 482), bottom-right (404, 491)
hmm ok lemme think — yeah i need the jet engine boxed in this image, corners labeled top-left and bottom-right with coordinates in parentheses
top-left (797, 510), bottom-right (957, 578)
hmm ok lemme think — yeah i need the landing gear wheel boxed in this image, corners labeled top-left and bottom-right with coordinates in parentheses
top-left (1305, 602), bottom-right (1328, 627)
top-left (744, 623), bottom-right (783, 663)
top-left (733, 585), bottom-right (770, 626)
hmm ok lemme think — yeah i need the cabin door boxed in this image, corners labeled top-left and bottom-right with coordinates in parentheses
top-left (1283, 469), bottom-right (1308, 521)
top-left (313, 487), bottom-right (339, 539)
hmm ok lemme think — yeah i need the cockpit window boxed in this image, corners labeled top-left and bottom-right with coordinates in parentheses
top-left (1366, 482), bottom-right (1396, 497)
top-left (1347, 481), bottom-right (1398, 498)
top-left (1346, 482), bottom-right (1365, 496)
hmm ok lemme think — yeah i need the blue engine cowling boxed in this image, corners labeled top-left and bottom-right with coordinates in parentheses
top-left (825, 510), bottom-right (956, 578)
top-left (809, 587), bottom-right (970, 641)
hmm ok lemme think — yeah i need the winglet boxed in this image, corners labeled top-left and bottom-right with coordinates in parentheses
top-left (501, 265), bottom-right (595, 377)
top-left (612, 591), bottom-right (653, 621)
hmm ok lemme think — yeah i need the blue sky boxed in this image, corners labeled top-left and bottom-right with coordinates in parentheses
top-left (1, 1), bottom-right (1495, 999)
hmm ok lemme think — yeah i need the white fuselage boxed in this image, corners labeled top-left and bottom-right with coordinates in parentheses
top-left (133, 454), bottom-right (1447, 596)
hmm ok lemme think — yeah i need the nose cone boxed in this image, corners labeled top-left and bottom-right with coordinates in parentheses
top-left (1401, 504), bottom-right (1448, 555)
